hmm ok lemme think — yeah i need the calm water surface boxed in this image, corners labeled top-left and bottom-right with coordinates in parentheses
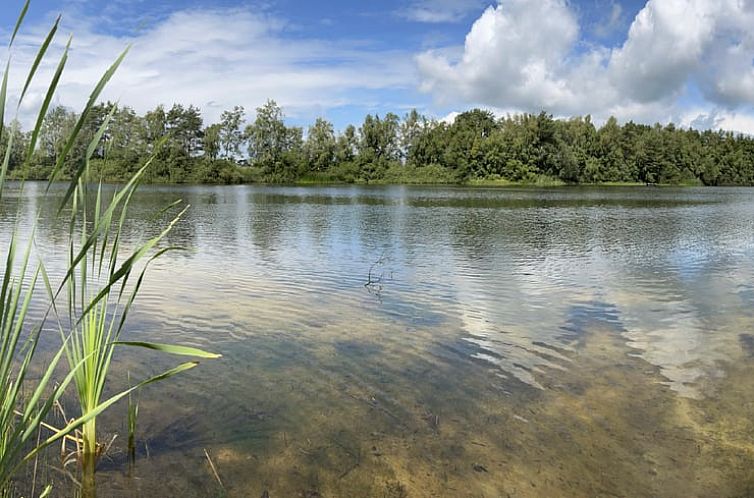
top-left (5, 183), bottom-right (754, 497)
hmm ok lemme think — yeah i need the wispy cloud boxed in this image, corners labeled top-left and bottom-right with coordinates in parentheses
top-left (3, 6), bottom-right (416, 127)
top-left (592, 1), bottom-right (625, 39)
top-left (398, 0), bottom-right (486, 23)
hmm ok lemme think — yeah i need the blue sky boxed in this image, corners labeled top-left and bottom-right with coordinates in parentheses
top-left (2, 0), bottom-right (754, 133)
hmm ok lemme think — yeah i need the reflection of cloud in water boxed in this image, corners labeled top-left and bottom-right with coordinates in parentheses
top-left (452, 256), bottom-right (592, 390)
top-left (621, 306), bottom-right (715, 398)
top-left (604, 250), bottom-right (754, 398)
top-left (607, 286), bottom-right (735, 399)
top-left (452, 241), bottom-right (752, 399)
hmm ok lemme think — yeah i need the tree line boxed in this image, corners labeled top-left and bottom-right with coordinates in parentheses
top-left (2, 100), bottom-right (754, 185)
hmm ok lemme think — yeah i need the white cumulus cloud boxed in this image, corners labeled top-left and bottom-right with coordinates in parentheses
top-left (417, 0), bottom-right (754, 132)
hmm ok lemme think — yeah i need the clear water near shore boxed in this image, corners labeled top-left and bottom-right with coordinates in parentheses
top-left (5, 183), bottom-right (754, 497)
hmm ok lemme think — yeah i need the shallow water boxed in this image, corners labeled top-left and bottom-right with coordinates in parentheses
top-left (5, 183), bottom-right (754, 497)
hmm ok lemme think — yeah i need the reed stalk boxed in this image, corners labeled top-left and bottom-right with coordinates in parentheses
top-left (0, 2), bottom-right (81, 495)
top-left (126, 372), bottom-right (138, 466)
top-left (0, 2), bottom-right (221, 496)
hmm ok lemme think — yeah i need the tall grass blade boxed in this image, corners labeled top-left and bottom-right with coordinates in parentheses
top-left (9, 0), bottom-right (30, 48)
top-left (0, 60), bottom-right (9, 143)
top-left (77, 206), bottom-right (188, 321)
top-left (126, 372), bottom-right (138, 466)
top-left (18, 15), bottom-right (60, 107)
top-left (26, 36), bottom-right (70, 164)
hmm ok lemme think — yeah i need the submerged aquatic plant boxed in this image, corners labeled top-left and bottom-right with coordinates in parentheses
top-left (0, 2), bottom-right (220, 496)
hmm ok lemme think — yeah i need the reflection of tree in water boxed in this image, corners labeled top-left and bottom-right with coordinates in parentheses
top-left (247, 198), bottom-right (292, 256)
top-left (305, 201), bottom-right (334, 247)
top-left (355, 206), bottom-right (396, 254)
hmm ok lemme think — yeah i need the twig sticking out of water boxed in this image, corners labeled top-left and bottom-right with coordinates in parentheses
top-left (365, 252), bottom-right (384, 286)
top-left (365, 250), bottom-right (392, 298)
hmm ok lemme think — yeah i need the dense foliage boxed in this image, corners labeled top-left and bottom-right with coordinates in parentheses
top-left (4, 101), bottom-right (754, 185)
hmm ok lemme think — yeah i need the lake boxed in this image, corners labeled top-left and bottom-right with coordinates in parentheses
top-left (5, 183), bottom-right (754, 497)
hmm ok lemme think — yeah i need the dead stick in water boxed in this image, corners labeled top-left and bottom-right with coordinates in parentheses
top-left (338, 461), bottom-right (360, 480)
top-left (204, 448), bottom-right (225, 490)
top-left (332, 437), bottom-right (361, 479)
top-left (30, 424), bottom-right (42, 498)
top-left (13, 410), bottom-right (84, 446)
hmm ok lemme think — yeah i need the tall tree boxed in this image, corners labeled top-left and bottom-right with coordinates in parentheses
top-left (246, 100), bottom-right (301, 180)
top-left (335, 125), bottom-right (358, 165)
top-left (39, 105), bottom-right (77, 166)
top-left (203, 123), bottom-right (222, 161)
top-left (305, 117), bottom-right (336, 172)
top-left (219, 105), bottom-right (246, 160)
top-left (357, 113), bottom-right (401, 181)
top-left (400, 109), bottom-right (424, 162)
top-left (166, 104), bottom-right (203, 156)
top-left (246, 100), bottom-right (287, 164)
top-left (0, 120), bottom-right (27, 172)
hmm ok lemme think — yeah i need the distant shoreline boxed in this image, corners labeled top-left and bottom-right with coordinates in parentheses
top-left (7, 177), bottom-right (723, 188)
top-left (8, 105), bottom-right (754, 189)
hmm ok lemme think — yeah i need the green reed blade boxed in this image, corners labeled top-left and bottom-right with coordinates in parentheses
top-left (18, 15), bottom-right (60, 107)
top-left (26, 36), bottom-right (70, 165)
top-left (49, 45), bottom-right (130, 194)
top-left (114, 342), bottom-right (222, 359)
top-left (9, 0), bottom-right (30, 48)
top-left (76, 205), bottom-right (188, 322)
top-left (0, 60), bottom-right (9, 144)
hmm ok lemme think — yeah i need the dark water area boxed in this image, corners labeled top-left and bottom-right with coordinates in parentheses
top-left (4, 183), bottom-right (754, 497)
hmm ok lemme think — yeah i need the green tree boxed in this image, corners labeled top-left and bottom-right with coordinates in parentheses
top-left (305, 117), bottom-right (336, 172)
top-left (246, 100), bottom-right (286, 163)
top-left (245, 100), bottom-right (301, 181)
top-left (0, 120), bottom-right (27, 172)
top-left (597, 116), bottom-right (627, 182)
top-left (335, 125), bottom-right (358, 165)
top-left (357, 113), bottom-right (401, 181)
top-left (141, 104), bottom-right (169, 164)
top-left (166, 104), bottom-right (203, 156)
top-left (39, 106), bottom-right (76, 164)
top-left (400, 109), bottom-right (424, 161)
top-left (444, 109), bottom-right (497, 179)
top-left (409, 120), bottom-right (449, 168)
top-left (219, 105), bottom-right (245, 160)
top-left (203, 123), bottom-right (222, 161)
